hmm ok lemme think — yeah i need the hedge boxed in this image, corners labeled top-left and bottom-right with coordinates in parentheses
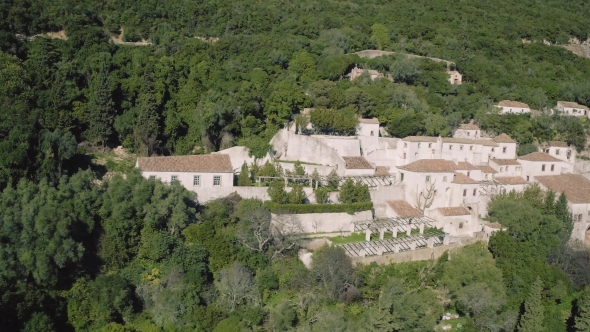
top-left (264, 201), bottom-right (373, 214)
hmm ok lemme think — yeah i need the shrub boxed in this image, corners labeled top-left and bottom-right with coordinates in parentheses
top-left (264, 201), bottom-right (373, 214)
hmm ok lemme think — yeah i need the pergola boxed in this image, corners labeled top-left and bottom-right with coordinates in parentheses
top-left (338, 216), bottom-right (448, 257)
top-left (257, 174), bottom-right (397, 188)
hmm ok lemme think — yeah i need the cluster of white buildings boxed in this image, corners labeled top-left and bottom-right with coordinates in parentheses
top-left (495, 99), bottom-right (590, 117)
top-left (137, 117), bottom-right (590, 245)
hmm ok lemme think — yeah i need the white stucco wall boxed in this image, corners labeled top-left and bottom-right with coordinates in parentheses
top-left (557, 105), bottom-right (588, 117)
top-left (542, 146), bottom-right (576, 165)
top-left (357, 122), bottom-right (379, 137)
top-left (314, 136), bottom-right (361, 157)
top-left (271, 210), bottom-right (373, 234)
top-left (213, 146), bottom-right (269, 171)
top-left (427, 210), bottom-right (479, 236)
top-left (518, 160), bottom-right (571, 181)
top-left (453, 129), bottom-right (480, 139)
top-left (498, 106), bottom-right (530, 114)
top-left (272, 131), bottom-right (346, 172)
top-left (399, 171), bottom-right (454, 211)
top-left (489, 143), bottom-right (517, 160)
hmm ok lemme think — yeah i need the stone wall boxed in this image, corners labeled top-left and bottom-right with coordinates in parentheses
top-left (351, 235), bottom-right (485, 265)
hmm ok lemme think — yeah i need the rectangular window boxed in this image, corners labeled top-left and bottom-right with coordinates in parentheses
top-left (449, 145), bottom-right (453, 150)
top-left (542, 164), bottom-right (546, 171)
top-left (370, 131), bottom-right (374, 136)
top-left (492, 148), bottom-right (495, 152)
top-left (526, 176), bottom-right (530, 181)
top-left (459, 222), bottom-right (464, 229)
top-left (506, 167), bottom-right (509, 171)
top-left (428, 143), bottom-right (432, 148)
top-left (556, 149), bottom-right (560, 155)
top-left (213, 176), bottom-right (221, 186)
top-left (551, 164), bottom-right (555, 171)
top-left (443, 176), bottom-right (447, 182)
top-left (463, 189), bottom-right (467, 197)
top-left (193, 175), bottom-right (200, 186)
top-left (578, 214), bottom-right (583, 222)
top-left (460, 145), bottom-right (463, 151)
top-left (149, 175), bottom-right (156, 180)
top-left (503, 147), bottom-right (507, 153)
top-left (470, 146), bottom-right (473, 151)
top-left (171, 175), bottom-right (178, 182)
top-left (473, 189), bottom-right (477, 196)
top-left (400, 173), bottom-right (405, 182)
top-left (426, 175), bottom-right (431, 182)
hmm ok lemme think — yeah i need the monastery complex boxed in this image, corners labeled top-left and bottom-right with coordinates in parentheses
top-left (137, 116), bottom-right (590, 257)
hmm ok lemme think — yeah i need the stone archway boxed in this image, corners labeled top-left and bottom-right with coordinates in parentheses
top-left (585, 227), bottom-right (590, 247)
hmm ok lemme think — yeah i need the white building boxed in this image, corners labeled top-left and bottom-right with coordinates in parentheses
top-left (342, 156), bottom-right (375, 176)
top-left (137, 154), bottom-right (235, 202)
top-left (517, 152), bottom-right (573, 182)
top-left (453, 121), bottom-right (481, 139)
top-left (447, 70), bottom-right (462, 85)
top-left (541, 141), bottom-right (576, 166)
top-left (428, 207), bottom-right (477, 236)
top-left (536, 174), bottom-right (590, 245)
top-left (496, 100), bottom-right (531, 114)
top-left (555, 101), bottom-right (589, 117)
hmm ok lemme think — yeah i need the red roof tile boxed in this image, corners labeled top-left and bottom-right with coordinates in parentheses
top-left (452, 172), bottom-right (478, 184)
top-left (536, 174), bottom-right (590, 204)
top-left (342, 156), bottom-right (373, 169)
top-left (437, 207), bottom-right (471, 216)
top-left (386, 200), bottom-right (423, 218)
top-left (494, 176), bottom-right (528, 185)
top-left (398, 159), bottom-right (456, 173)
top-left (493, 134), bottom-right (516, 143)
top-left (518, 152), bottom-right (561, 162)
top-left (137, 154), bottom-right (233, 173)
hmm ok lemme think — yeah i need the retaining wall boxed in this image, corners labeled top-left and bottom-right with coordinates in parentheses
top-left (271, 210), bottom-right (372, 234)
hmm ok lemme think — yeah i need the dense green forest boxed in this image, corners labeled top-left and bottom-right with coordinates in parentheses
top-left (3, 0), bottom-right (590, 330)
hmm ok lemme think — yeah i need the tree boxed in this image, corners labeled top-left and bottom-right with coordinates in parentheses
top-left (575, 287), bottom-right (590, 332)
top-left (311, 246), bottom-right (355, 300)
top-left (38, 129), bottom-right (77, 184)
top-left (134, 73), bottom-right (160, 156)
top-left (268, 181), bottom-right (288, 204)
top-left (518, 277), bottom-right (544, 332)
top-left (86, 62), bottom-right (115, 149)
top-left (237, 208), bottom-right (273, 253)
top-left (371, 23), bottom-right (390, 50)
top-left (237, 162), bottom-right (251, 186)
top-left (288, 185), bottom-right (306, 204)
top-left (338, 179), bottom-right (371, 204)
top-left (215, 263), bottom-right (259, 311)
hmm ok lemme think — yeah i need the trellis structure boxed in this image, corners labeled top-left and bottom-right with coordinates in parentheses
top-left (337, 216), bottom-right (448, 257)
top-left (478, 180), bottom-right (507, 196)
top-left (339, 231), bottom-right (447, 257)
top-left (257, 174), bottom-right (398, 188)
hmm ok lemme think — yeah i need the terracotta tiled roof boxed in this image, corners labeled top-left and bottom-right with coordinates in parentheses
top-left (477, 139), bottom-right (499, 147)
top-left (548, 141), bottom-right (568, 148)
top-left (557, 101), bottom-right (590, 111)
top-left (358, 117), bottom-right (380, 124)
top-left (137, 154), bottom-right (233, 173)
top-left (438, 207), bottom-right (470, 216)
top-left (374, 166), bottom-right (390, 176)
top-left (493, 134), bottom-right (516, 143)
top-left (459, 123), bottom-right (480, 130)
top-left (498, 100), bottom-right (530, 108)
top-left (518, 152), bottom-right (561, 162)
top-left (536, 174), bottom-right (590, 204)
top-left (494, 176), bottom-right (528, 185)
top-left (476, 166), bottom-right (497, 174)
top-left (490, 159), bottom-right (521, 166)
top-left (342, 156), bottom-right (373, 169)
top-left (398, 159), bottom-right (456, 173)
top-left (402, 136), bottom-right (439, 142)
top-left (452, 172), bottom-right (478, 184)
top-left (442, 138), bottom-right (477, 144)
top-left (386, 200), bottom-right (423, 217)
top-left (456, 161), bottom-right (478, 170)
top-left (446, 70), bottom-right (461, 75)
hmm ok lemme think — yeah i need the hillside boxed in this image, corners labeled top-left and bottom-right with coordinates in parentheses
top-left (2, 0), bottom-right (590, 331)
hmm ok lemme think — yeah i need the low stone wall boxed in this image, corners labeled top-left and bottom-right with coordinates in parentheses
top-left (351, 235), bottom-right (485, 265)
top-left (272, 210), bottom-right (372, 234)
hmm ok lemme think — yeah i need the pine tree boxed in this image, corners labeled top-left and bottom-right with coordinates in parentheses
top-left (86, 62), bottom-right (114, 149)
top-left (575, 287), bottom-right (590, 332)
top-left (555, 193), bottom-right (573, 240)
top-left (134, 73), bottom-right (160, 156)
top-left (237, 162), bottom-right (251, 186)
top-left (518, 277), bottom-right (544, 332)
